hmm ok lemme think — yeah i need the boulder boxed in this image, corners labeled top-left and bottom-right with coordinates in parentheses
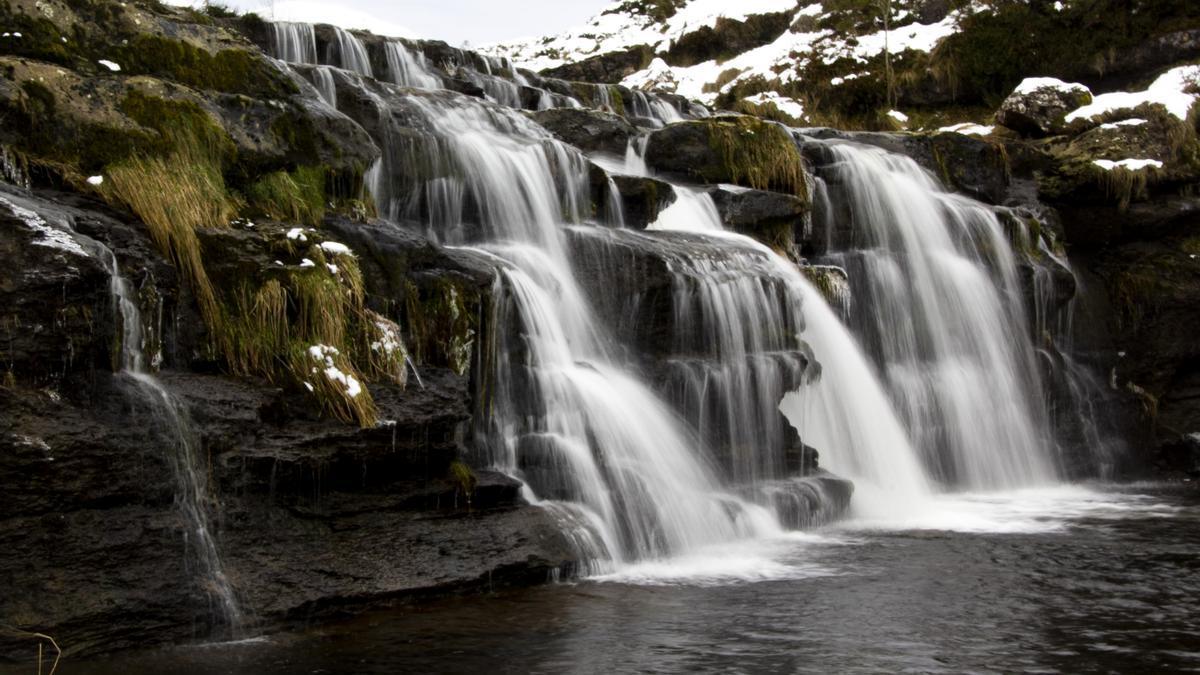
top-left (529, 108), bottom-right (638, 156)
top-left (645, 117), bottom-right (808, 197)
top-left (708, 185), bottom-right (808, 258)
top-left (997, 77), bottom-right (1093, 137)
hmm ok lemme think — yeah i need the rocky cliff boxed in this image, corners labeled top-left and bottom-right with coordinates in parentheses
top-left (0, 0), bottom-right (1196, 666)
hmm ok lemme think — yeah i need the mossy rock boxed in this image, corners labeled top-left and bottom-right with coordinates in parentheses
top-left (643, 116), bottom-right (808, 198)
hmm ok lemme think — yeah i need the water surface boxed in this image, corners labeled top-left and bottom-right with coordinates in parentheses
top-left (58, 483), bottom-right (1200, 674)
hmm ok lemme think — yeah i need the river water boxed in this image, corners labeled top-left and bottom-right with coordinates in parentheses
top-left (63, 482), bottom-right (1198, 674)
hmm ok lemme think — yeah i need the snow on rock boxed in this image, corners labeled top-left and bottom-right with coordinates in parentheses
top-left (1014, 77), bottom-right (1090, 96)
top-left (743, 92), bottom-right (806, 120)
top-left (307, 344), bottom-right (363, 399)
top-left (319, 241), bottom-right (354, 257)
top-left (97, 59), bottom-right (121, 72)
top-left (1099, 118), bottom-right (1148, 129)
top-left (286, 227), bottom-right (308, 242)
top-left (1092, 158), bottom-right (1164, 171)
top-left (999, 76), bottom-right (1092, 136)
top-left (1066, 65), bottom-right (1200, 123)
top-left (0, 196), bottom-right (89, 257)
top-left (939, 122), bottom-right (994, 136)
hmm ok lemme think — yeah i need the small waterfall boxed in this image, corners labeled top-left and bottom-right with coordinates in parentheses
top-left (629, 91), bottom-right (684, 127)
top-left (270, 21), bottom-right (317, 65)
top-left (328, 27), bottom-right (373, 77)
top-left (809, 140), bottom-right (1058, 490)
top-left (311, 65), bottom-right (338, 107)
top-left (11, 194), bottom-right (244, 635)
top-left (385, 41), bottom-right (442, 90)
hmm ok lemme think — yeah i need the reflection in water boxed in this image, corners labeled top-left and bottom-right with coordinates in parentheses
top-left (64, 484), bottom-right (1200, 675)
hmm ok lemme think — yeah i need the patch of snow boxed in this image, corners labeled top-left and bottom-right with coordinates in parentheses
top-left (0, 196), bottom-right (88, 257)
top-left (742, 92), bottom-right (805, 120)
top-left (299, 258), bottom-right (316, 268)
top-left (939, 122), bottom-right (994, 136)
top-left (326, 263), bottom-right (339, 275)
top-left (1067, 65), bottom-right (1200, 122)
top-left (1092, 158), bottom-right (1163, 171)
top-left (370, 320), bottom-right (403, 355)
top-left (286, 227), bottom-right (308, 242)
top-left (886, 109), bottom-right (909, 123)
top-left (1099, 118), bottom-right (1148, 129)
top-left (98, 59), bottom-right (121, 72)
top-left (1013, 77), bottom-right (1090, 96)
top-left (319, 241), bottom-right (354, 257)
top-left (86, 175), bottom-right (104, 186)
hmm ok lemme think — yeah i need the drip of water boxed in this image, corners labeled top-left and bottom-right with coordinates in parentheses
top-left (810, 140), bottom-right (1058, 490)
top-left (270, 21), bottom-right (317, 65)
top-left (328, 27), bottom-right (372, 77)
top-left (10, 194), bottom-right (245, 635)
top-left (385, 41), bottom-right (442, 90)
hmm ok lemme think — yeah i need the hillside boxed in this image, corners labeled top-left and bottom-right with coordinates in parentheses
top-left (484, 0), bottom-right (1200, 129)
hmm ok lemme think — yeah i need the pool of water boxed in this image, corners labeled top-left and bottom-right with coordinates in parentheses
top-left (52, 483), bottom-right (1200, 674)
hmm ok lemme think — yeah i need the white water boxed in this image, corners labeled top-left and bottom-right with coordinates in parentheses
top-left (376, 95), bottom-right (780, 570)
top-left (812, 141), bottom-right (1058, 490)
top-left (270, 21), bottom-right (317, 65)
top-left (310, 65), bottom-right (338, 107)
top-left (328, 26), bottom-right (372, 77)
top-left (384, 41), bottom-right (441, 90)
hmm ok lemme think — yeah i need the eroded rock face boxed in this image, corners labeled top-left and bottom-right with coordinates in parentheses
top-left (997, 78), bottom-right (1093, 137)
top-left (708, 185), bottom-right (807, 259)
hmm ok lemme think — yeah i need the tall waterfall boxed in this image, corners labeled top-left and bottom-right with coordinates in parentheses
top-left (328, 27), bottom-right (373, 77)
top-left (807, 140), bottom-right (1059, 490)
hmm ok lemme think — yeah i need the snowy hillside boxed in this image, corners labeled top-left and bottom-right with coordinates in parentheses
top-left (483, 0), bottom-right (1200, 130)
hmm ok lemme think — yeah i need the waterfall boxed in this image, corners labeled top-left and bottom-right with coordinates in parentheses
top-left (328, 27), bottom-right (373, 77)
top-left (311, 65), bottom-right (338, 107)
top-left (366, 93), bottom-right (780, 569)
top-left (270, 21), bottom-right (317, 65)
top-left (384, 41), bottom-right (442, 90)
top-left (808, 140), bottom-right (1058, 490)
top-left (9, 193), bottom-right (244, 635)
top-left (629, 91), bottom-right (684, 127)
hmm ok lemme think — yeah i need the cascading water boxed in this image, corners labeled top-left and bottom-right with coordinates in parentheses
top-left (3, 194), bottom-right (244, 635)
top-left (311, 65), bottom-right (338, 107)
top-left (270, 21), bottom-right (317, 65)
top-left (384, 41), bottom-right (442, 90)
top-left (360, 93), bottom-right (781, 569)
top-left (328, 26), bottom-right (373, 77)
top-left (806, 140), bottom-right (1059, 490)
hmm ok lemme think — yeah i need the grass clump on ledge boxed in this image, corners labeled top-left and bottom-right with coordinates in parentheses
top-left (101, 92), bottom-right (403, 427)
top-left (708, 116), bottom-right (808, 199)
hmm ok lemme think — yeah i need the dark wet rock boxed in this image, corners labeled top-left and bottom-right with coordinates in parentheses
top-left (997, 79), bottom-right (1093, 137)
top-left (745, 472), bottom-right (854, 529)
top-left (708, 185), bottom-right (808, 258)
top-left (530, 108), bottom-right (638, 156)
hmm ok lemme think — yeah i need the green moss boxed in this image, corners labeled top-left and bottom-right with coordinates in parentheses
top-left (246, 166), bottom-right (327, 226)
top-left (447, 459), bottom-right (478, 510)
top-left (706, 117), bottom-right (807, 198)
top-left (116, 34), bottom-right (297, 98)
top-left (608, 86), bottom-right (626, 116)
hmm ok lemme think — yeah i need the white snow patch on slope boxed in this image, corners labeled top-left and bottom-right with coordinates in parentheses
top-left (1067, 65), bottom-right (1200, 123)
